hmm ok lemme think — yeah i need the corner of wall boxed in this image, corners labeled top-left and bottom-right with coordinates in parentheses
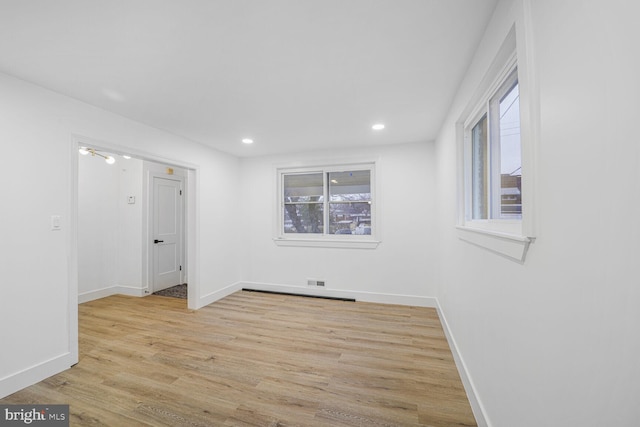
top-left (435, 299), bottom-right (491, 427)
top-left (0, 353), bottom-right (72, 400)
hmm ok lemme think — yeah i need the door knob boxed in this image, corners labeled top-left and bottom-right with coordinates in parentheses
top-left (154, 239), bottom-right (164, 244)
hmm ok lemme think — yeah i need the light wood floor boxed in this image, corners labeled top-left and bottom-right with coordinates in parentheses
top-left (2, 291), bottom-right (476, 426)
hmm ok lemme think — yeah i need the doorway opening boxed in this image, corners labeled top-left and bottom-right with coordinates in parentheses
top-left (70, 135), bottom-right (198, 363)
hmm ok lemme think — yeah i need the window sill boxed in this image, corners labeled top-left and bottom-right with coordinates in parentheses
top-left (273, 237), bottom-right (380, 249)
top-left (456, 225), bottom-right (534, 263)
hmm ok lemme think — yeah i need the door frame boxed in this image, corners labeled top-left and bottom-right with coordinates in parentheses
top-left (70, 134), bottom-right (200, 364)
top-left (147, 172), bottom-right (186, 294)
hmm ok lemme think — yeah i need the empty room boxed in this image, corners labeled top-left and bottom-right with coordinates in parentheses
top-left (1, 0), bottom-right (638, 426)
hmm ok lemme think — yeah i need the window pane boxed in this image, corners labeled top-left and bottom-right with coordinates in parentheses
top-left (329, 202), bottom-right (371, 235)
top-left (283, 173), bottom-right (323, 202)
top-left (472, 115), bottom-right (488, 219)
top-left (329, 171), bottom-right (371, 202)
top-left (280, 166), bottom-right (374, 238)
top-left (499, 80), bottom-right (522, 218)
top-left (283, 203), bottom-right (324, 233)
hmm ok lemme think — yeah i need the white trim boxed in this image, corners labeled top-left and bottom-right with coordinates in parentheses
top-left (238, 281), bottom-right (437, 307)
top-left (456, 225), bottom-right (533, 263)
top-left (0, 353), bottom-right (72, 399)
top-left (273, 237), bottom-right (380, 249)
top-left (463, 52), bottom-right (518, 130)
top-left (68, 139), bottom-right (79, 365)
top-left (78, 286), bottom-right (117, 303)
top-left (78, 285), bottom-right (147, 304)
top-left (186, 168), bottom-right (199, 310)
top-left (435, 300), bottom-right (491, 427)
top-left (515, 0), bottom-right (540, 238)
top-left (196, 282), bottom-right (243, 309)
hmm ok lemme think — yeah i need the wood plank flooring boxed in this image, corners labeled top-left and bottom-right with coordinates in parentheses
top-left (1, 291), bottom-right (476, 426)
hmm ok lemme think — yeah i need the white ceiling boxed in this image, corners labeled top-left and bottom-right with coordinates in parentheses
top-left (0, 0), bottom-right (497, 157)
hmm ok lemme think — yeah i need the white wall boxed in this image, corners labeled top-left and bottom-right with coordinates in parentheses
top-left (118, 158), bottom-right (144, 289)
top-left (0, 72), bottom-right (241, 398)
top-left (78, 151), bottom-right (121, 297)
top-left (239, 142), bottom-right (437, 305)
top-left (78, 154), bottom-right (146, 302)
top-left (434, 1), bottom-right (640, 426)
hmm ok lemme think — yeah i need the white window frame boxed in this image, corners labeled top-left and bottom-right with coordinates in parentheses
top-left (463, 54), bottom-right (521, 234)
top-left (457, 22), bottom-right (538, 263)
top-left (274, 162), bottom-right (380, 249)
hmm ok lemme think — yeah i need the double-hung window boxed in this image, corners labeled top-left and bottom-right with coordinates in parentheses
top-left (277, 163), bottom-right (377, 248)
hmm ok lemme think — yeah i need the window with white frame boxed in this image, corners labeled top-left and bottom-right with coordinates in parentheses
top-left (463, 53), bottom-right (524, 236)
top-left (469, 66), bottom-right (521, 221)
top-left (278, 164), bottom-right (375, 242)
top-left (458, 22), bottom-right (537, 263)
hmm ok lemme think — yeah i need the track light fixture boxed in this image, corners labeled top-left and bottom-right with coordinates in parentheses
top-left (79, 147), bottom-right (115, 164)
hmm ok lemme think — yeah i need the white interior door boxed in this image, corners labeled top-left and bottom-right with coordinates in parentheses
top-left (152, 176), bottom-right (183, 292)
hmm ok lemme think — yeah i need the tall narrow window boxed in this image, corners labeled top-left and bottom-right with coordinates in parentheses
top-left (466, 67), bottom-right (522, 222)
top-left (457, 26), bottom-right (536, 262)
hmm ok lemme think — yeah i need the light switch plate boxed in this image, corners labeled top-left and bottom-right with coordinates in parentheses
top-left (128, 196), bottom-right (136, 204)
top-left (51, 215), bottom-right (61, 231)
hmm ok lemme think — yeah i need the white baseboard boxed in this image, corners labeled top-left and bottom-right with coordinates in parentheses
top-left (237, 281), bottom-right (438, 307)
top-left (195, 282), bottom-right (243, 309)
top-left (114, 285), bottom-right (147, 297)
top-left (78, 285), bottom-right (146, 304)
top-left (435, 300), bottom-right (490, 427)
top-left (78, 286), bottom-right (116, 303)
top-left (0, 353), bottom-right (72, 399)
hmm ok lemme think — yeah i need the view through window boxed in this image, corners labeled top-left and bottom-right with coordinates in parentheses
top-left (470, 68), bottom-right (521, 220)
top-left (282, 168), bottom-right (372, 236)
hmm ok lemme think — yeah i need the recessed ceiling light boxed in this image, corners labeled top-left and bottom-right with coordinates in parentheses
top-left (122, 155), bottom-right (131, 159)
top-left (242, 138), bottom-right (254, 144)
top-left (372, 123), bottom-right (385, 130)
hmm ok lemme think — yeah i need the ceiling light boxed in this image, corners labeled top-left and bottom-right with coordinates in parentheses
top-left (372, 123), bottom-right (385, 130)
top-left (122, 155), bottom-right (131, 159)
top-left (78, 147), bottom-right (116, 165)
top-left (242, 138), bottom-right (254, 144)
